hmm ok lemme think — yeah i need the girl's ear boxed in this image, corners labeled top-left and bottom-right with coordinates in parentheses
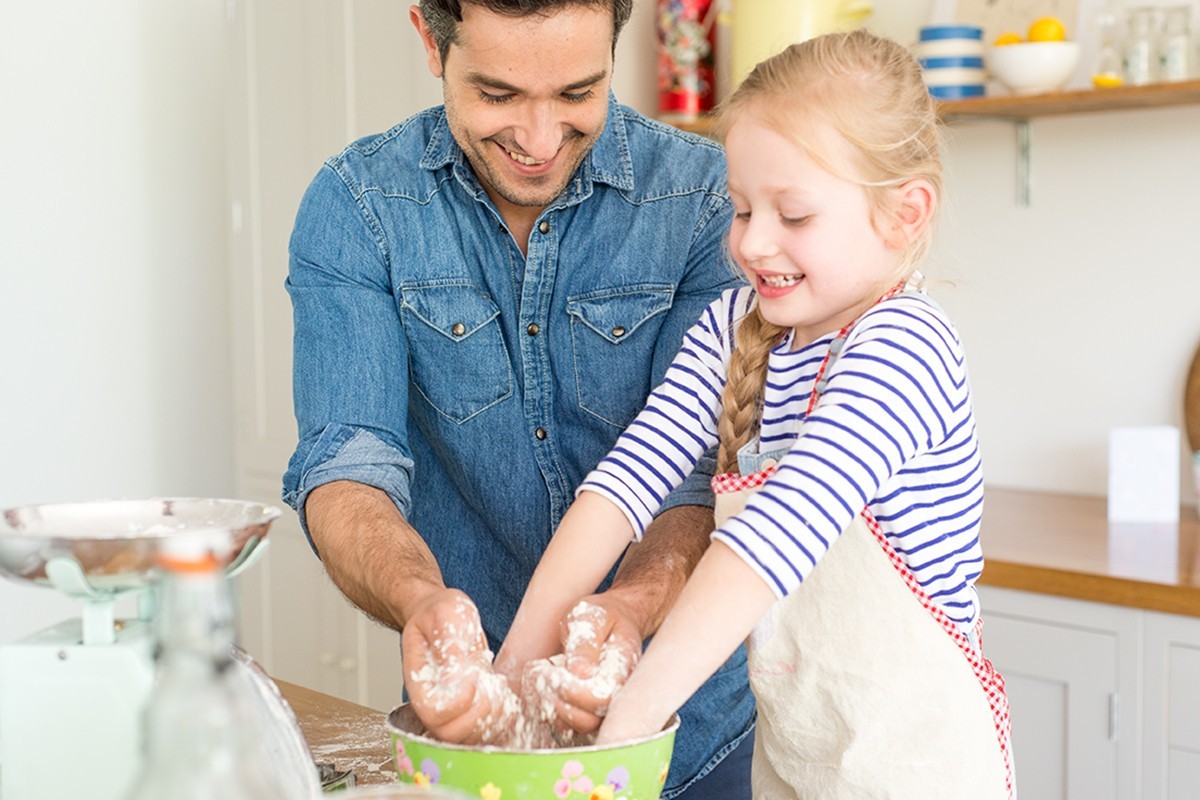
top-left (886, 179), bottom-right (936, 250)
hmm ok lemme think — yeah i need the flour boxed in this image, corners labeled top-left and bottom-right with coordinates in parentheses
top-left (305, 709), bottom-right (396, 783)
top-left (561, 600), bottom-right (638, 709)
top-left (406, 599), bottom-right (639, 750)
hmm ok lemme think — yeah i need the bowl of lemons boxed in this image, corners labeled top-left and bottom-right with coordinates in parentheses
top-left (988, 17), bottom-right (1081, 95)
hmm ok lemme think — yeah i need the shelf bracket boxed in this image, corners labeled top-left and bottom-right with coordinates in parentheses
top-left (1015, 120), bottom-right (1031, 207)
top-left (944, 113), bottom-right (1034, 207)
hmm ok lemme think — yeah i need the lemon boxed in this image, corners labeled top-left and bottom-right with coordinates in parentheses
top-left (1092, 73), bottom-right (1124, 88)
top-left (993, 32), bottom-right (1022, 45)
top-left (1028, 16), bottom-right (1067, 42)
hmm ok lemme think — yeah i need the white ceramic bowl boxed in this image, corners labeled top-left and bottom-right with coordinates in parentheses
top-left (988, 41), bottom-right (1081, 95)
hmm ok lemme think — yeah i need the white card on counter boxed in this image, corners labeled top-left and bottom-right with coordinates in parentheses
top-left (1108, 426), bottom-right (1180, 523)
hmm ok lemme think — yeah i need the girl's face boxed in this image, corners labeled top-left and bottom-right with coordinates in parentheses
top-left (726, 115), bottom-right (904, 347)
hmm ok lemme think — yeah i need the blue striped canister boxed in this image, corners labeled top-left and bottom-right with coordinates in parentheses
top-left (915, 25), bottom-right (985, 99)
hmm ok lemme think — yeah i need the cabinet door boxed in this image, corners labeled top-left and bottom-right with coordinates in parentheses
top-left (232, 476), bottom-right (357, 697)
top-left (979, 587), bottom-right (1142, 800)
top-left (225, 0), bottom-right (430, 714)
top-left (233, 472), bottom-right (406, 711)
top-left (1142, 611), bottom-right (1200, 800)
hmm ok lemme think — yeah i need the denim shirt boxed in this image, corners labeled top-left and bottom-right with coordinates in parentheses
top-left (283, 95), bottom-right (753, 794)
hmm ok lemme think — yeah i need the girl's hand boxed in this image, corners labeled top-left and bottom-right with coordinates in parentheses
top-left (401, 589), bottom-right (520, 744)
top-left (497, 491), bottom-right (636, 678)
top-left (599, 541), bottom-right (779, 745)
top-left (596, 690), bottom-right (666, 745)
top-left (519, 597), bottom-right (642, 734)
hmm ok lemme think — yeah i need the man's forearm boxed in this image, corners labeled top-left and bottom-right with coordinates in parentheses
top-left (604, 503), bottom-right (714, 639)
top-left (305, 480), bottom-right (444, 631)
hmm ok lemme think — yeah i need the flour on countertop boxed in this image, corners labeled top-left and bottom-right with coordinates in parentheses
top-left (305, 708), bottom-right (396, 782)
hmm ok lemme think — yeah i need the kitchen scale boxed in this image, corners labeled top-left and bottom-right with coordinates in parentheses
top-left (0, 498), bottom-right (319, 800)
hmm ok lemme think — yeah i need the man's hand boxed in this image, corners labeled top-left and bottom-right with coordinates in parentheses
top-left (402, 588), bottom-right (520, 744)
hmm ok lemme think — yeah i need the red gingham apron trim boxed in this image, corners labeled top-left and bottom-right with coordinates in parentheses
top-left (862, 508), bottom-right (1015, 799)
top-left (710, 281), bottom-right (1015, 798)
top-left (711, 468), bottom-right (776, 494)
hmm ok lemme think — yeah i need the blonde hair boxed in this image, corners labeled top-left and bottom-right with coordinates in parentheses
top-left (715, 28), bottom-right (943, 473)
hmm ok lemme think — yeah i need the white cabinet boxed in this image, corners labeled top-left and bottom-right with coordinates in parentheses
top-left (224, 0), bottom-right (436, 711)
top-left (980, 587), bottom-right (1143, 800)
top-left (1142, 612), bottom-right (1200, 800)
top-left (233, 475), bottom-right (406, 712)
top-left (981, 586), bottom-right (1200, 800)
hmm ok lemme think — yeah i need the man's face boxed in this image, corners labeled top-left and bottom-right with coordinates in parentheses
top-left (414, 3), bottom-right (614, 217)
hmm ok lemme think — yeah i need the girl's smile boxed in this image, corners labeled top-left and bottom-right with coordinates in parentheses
top-left (753, 270), bottom-right (806, 298)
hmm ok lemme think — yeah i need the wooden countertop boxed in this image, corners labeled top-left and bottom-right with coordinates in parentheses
top-left (979, 487), bottom-right (1200, 616)
top-left (277, 680), bottom-right (397, 787)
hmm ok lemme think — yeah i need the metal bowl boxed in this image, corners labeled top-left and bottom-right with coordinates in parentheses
top-left (0, 497), bottom-right (280, 595)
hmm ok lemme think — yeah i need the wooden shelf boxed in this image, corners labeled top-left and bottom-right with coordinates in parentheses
top-left (938, 78), bottom-right (1200, 120)
top-left (666, 78), bottom-right (1200, 135)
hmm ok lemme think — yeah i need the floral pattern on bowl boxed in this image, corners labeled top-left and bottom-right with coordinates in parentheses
top-left (387, 704), bottom-right (678, 800)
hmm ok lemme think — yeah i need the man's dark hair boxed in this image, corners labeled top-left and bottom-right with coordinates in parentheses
top-left (418, 0), bottom-right (633, 63)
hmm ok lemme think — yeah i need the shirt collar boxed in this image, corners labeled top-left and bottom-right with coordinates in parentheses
top-left (587, 93), bottom-right (634, 191)
top-left (419, 92), bottom-right (635, 197)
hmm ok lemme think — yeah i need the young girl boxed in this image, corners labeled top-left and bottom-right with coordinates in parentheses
top-left (502, 28), bottom-right (1013, 799)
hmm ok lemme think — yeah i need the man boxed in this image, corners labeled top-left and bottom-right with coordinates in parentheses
top-left (282, 1), bottom-right (753, 796)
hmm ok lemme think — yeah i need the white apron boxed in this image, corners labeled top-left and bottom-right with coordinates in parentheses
top-left (712, 290), bottom-right (1015, 799)
top-left (714, 485), bottom-right (1012, 799)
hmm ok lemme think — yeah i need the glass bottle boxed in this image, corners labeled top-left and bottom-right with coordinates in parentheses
top-left (1123, 7), bottom-right (1158, 85)
top-left (1158, 6), bottom-right (1193, 81)
top-left (126, 537), bottom-right (281, 800)
top-left (1092, 4), bottom-right (1125, 87)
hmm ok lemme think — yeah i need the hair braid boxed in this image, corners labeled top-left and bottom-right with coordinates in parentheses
top-left (717, 305), bottom-right (788, 473)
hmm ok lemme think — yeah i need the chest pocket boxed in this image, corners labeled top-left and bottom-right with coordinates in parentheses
top-left (567, 285), bottom-right (674, 429)
top-left (401, 283), bottom-right (513, 423)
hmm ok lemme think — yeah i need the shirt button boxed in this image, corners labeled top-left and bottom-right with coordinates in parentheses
top-left (527, 323), bottom-right (540, 336)
top-left (535, 427), bottom-right (547, 440)
top-left (451, 323), bottom-right (466, 336)
top-left (538, 220), bottom-right (550, 234)
top-left (611, 326), bottom-right (627, 338)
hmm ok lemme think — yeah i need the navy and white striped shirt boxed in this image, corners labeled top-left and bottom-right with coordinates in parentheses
top-left (581, 286), bottom-right (986, 632)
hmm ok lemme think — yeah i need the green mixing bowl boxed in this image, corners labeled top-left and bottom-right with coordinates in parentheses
top-left (386, 704), bottom-right (678, 800)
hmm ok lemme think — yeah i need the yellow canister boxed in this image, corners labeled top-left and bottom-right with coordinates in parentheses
top-left (730, 0), bottom-right (874, 88)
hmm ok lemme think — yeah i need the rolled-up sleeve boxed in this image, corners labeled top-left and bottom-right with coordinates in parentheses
top-left (282, 424), bottom-right (414, 549)
top-left (281, 163), bottom-right (414, 549)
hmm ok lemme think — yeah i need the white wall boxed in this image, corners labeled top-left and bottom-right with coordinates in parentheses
top-left (931, 108), bottom-right (1200, 503)
top-left (925, 0), bottom-right (1200, 510)
top-left (0, 3), bottom-right (235, 641)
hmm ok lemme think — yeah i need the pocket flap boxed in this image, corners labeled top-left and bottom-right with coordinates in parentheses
top-left (401, 284), bottom-right (501, 340)
top-left (567, 286), bottom-right (674, 344)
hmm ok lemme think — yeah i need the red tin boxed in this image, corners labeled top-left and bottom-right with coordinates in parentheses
top-left (656, 0), bottom-right (717, 119)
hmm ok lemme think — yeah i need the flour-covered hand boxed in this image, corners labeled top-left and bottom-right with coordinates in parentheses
top-left (401, 588), bottom-right (520, 744)
top-left (542, 597), bottom-right (641, 734)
